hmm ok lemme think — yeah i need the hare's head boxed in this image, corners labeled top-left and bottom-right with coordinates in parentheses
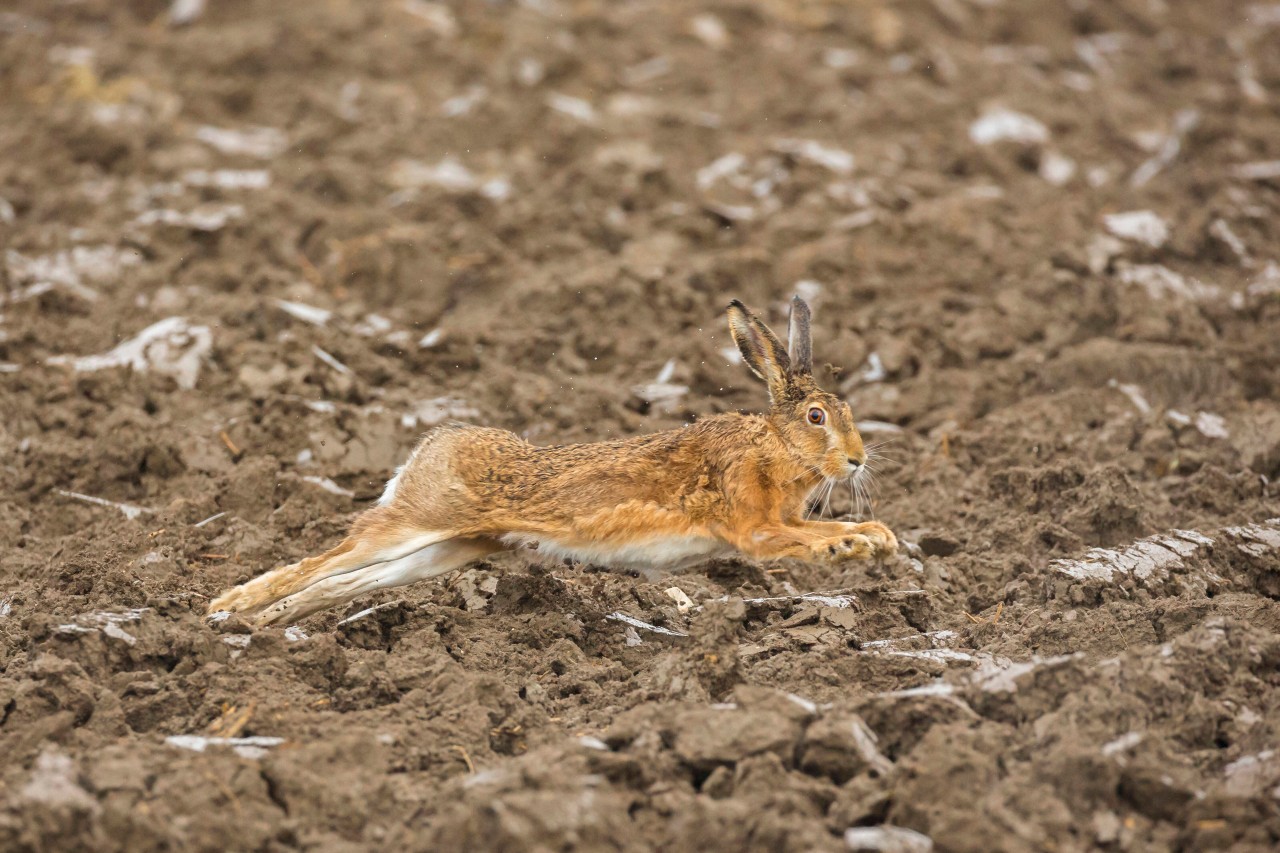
top-left (727, 297), bottom-right (867, 482)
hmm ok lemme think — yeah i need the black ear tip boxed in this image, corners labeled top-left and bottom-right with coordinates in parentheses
top-left (728, 299), bottom-right (746, 310)
top-left (791, 295), bottom-right (810, 311)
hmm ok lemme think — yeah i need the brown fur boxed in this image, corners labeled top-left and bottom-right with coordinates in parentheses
top-left (209, 298), bottom-right (897, 626)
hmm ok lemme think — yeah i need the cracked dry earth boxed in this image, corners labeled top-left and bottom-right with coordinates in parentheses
top-left (2, 1), bottom-right (1280, 851)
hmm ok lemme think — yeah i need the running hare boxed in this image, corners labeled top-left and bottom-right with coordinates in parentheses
top-left (209, 297), bottom-right (896, 626)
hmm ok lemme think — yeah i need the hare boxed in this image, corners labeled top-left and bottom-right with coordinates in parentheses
top-left (209, 297), bottom-right (896, 626)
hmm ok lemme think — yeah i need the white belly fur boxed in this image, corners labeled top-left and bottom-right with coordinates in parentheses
top-left (500, 533), bottom-right (731, 580)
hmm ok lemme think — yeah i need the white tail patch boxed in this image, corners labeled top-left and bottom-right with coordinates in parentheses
top-left (377, 446), bottom-right (419, 507)
top-left (378, 467), bottom-right (404, 506)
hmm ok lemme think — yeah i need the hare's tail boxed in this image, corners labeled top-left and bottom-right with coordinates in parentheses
top-left (208, 509), bottom-right (501, 626)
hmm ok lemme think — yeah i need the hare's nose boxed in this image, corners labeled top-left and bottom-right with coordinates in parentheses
top-left (847, 457), bottom-right (863, 469)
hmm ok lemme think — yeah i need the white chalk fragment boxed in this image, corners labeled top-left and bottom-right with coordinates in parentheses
top-left (1194, 412), bottom-right (1229, 439)
top-left (786, 693), bottom-right (818, 714)
top-left (21, 751), bottom-right (96, 809)
top-left (442, 84), bottom-right (487, 117)
top-left (862, 630), bottom-right (959, 650)
top-left (207, 610), bottom-right (232, 623)
top-left (0, 197), bottom-right (14, 223)
top-left (1247, 262), bottom-right (1280, 299)
top-left (134, 204), bottom-right (243, 231)
top-left (719, 345), bottom-right (743, 365)
top-left (735, 591), bottom-right (860, 609)
top-left (1222, 519), bottom-right (1280, 557)
top-left (48, 316), bottom-right (212, 389)
top-left (311, 345), bottom-right (351, 375)
top-left (823, 48), bottom-right (861, 69)
top-left (1130, 109), bottom-right (1199, 187)
top-left (1039, 150), bottom-right (1077, 186)
top-left (794, 280), bottom-right (823, 304)
top-left (623, 56), bottom-right (671, 86)
top-left (402, 0), bottom-right (457, 37)
top-left (195, 125), bottom-right (286, 159)
top-left (1108, 379), bottom-right (1151, 415)
top-left (1051, 529), bottom-right (1215, 583)
top-left (696, 152), bottom-right (747, 190)
top-left (665, 587), bottom-right (694, 614)
top-left (632, 359), bottom-right (689, 413)
top-left (285, 626), bottom-right (309, 642)
top-left (857, 352), bottom-right (887, 384)
top-left (606, 612), bottom-right (688, 637)
top-left (1101, 731), bottom-right (1144, 756)
top-left (576, 736), bottom-right (609, 751)
top-left (418, 328), bottom-right (445, 348)
top-left (401, 396), bottom-right (480, 429)
top-left (844, 825), bottom-right (934, 852)
top-left (275, 299), bottom-right (332, 326)
top-left (969, 108), bottom-right (1049, 146)
top-left (974, 653), bottom-right (1080, 694)
top-left (169, 0), bottom-right (206, 26)
top-left (5, 245), bottom-right (142, 303)
top-left (1232, 161), bottom-right (1280, 181)
top-left (875, 682), bottom-right (958, 699)
top-left (1209, 218), bottom-right (1250, 262)
top-left (1117, 264), bottom-right (1220, 302)
top-left (773, 139), bottom-right (855, 174)
top-left (884, 648), bottom-right (981, 664)
top-left (515, 57), bottom-right (545, 87)
top-left (183, 169), bottom-right (270, 190)
top-left (703, 202), bottom-right (757, 222)
top-left (165, 735), bottom-right (285, 760)
top-left (1103, 211), bottom-right (1170, 248)
top-left (390, 157), bottom-right (477, 191)
top-left (222, 634), bottom-right (251, 655)
top-left (300, 476), bottom-right (354, 497)
top-left (690, 14), bottom-right (728, 49)
top-left (547, 92), bottom-right (597, 124)
top-left (56, 608), bottom-right (150, 641)
top-left (849, 718), bottom-right (894, 777)
top-left (352, 313), bottom-right (393, 337)
top-left (623, 626), bottom-right (643, 647)
top-left (54, 489), bottom-right (153, 520)
top-left (0, 597), bottom-right (11, 618)
top-left (102, 621), bottom-right (137, 645)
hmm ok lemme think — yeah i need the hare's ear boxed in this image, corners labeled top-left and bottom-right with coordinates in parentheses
top-left (727, 300), bottom-right (791, 400)
top-left (787, 296), bottom-right (813, 375)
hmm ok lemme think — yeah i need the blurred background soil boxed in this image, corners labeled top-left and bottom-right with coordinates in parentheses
top-left (2, 1), bottom-right (1279, 850)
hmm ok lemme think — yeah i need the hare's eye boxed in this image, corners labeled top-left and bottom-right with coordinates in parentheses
top-left (807, 407), bottom-right (826, 426)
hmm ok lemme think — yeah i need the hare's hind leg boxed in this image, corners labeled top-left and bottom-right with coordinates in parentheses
top-left (208, 508), bottom-right (481, 624)
top-left (252, 535), bottom-right (501, 626)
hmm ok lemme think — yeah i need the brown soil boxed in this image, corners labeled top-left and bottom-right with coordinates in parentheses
top-left (3, 1), bottom-right (1280, 851)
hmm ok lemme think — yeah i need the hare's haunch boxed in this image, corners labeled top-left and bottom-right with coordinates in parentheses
top-left (209, 297), bottom-right (897, 626)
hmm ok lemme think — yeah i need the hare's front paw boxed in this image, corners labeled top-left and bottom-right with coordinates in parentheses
top-left (851, 521), bottom-right (898, 557)
top-left (818, 534), bottom-right (875, 562)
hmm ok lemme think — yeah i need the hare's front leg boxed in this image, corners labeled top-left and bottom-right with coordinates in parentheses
top-left (724, 520), bottom-right (896, 564)
top-left (797, 520), bottom-right (898, 559)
